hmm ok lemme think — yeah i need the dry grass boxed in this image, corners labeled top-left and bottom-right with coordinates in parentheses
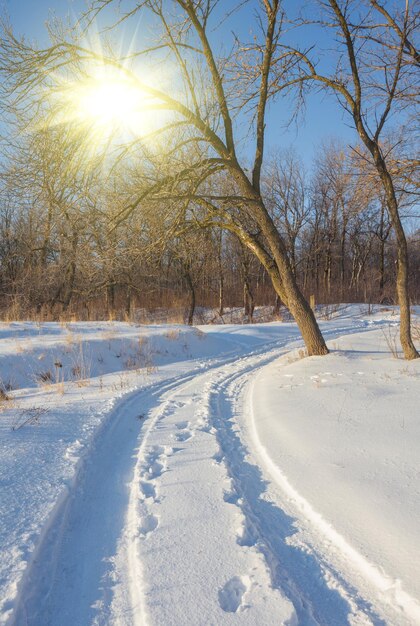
top-left (165, 329), bottom-right (181, 341)
top-left (124, 356), bottom-right (139, 370)
top-left (0, 387), bottom-right (10, 403)
top-left (34, 361), bottom-right (66, 394)
top-left (381, 325), bottom-right (401, 359)
top-left (12, 407), bottom-right (49, 431)
top-left (0, 383), bottom-right (19, 414)
top-left (70, 343), bottom-right (91, 387)
top-left (35, 370), bottom-right (54, 385)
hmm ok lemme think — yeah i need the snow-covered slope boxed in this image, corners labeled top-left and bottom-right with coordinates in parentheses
top-left (0, 307), bottom-right (418, 625)
top-left (251, 328), bottom-right (420, 625)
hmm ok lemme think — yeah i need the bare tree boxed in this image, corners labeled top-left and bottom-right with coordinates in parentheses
top-left (264, 150), bottom-right (309, 278)
top-left (274, 0), bottom-right (419, 358)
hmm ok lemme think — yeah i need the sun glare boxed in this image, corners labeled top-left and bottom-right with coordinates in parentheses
top-left (72, 70), bottom-right (148, 136)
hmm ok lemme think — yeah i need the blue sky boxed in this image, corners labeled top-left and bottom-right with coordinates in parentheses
top-left (5, 0), bottom-right (358, 171)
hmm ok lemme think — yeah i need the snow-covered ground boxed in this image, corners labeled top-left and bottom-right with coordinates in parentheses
top-left (0, 306), bottom-right (418, 625)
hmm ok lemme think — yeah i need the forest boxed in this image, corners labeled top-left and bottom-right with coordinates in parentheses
top-left (0, 0), bottom-right (418, 357)
top-left (0, 141), bottom-right (418, 322)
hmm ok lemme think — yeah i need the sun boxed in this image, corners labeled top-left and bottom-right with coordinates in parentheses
top-left (71, 68), bottom-right (148, 137)
top-left (77, 80), bottom-right (141, 128)
top-left (48, 53), bottom-right (174, 159)
top-left (56, 61), bottom-right (167, 147)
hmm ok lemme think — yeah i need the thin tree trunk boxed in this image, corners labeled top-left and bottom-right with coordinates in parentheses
top-left (373, 154), bottom-right (418, 358)
top-left (106, 282), bottom-right (115, 317)
top-left (185, 270), bottom-right (195, 326)
top-left (62, 232), bottom-right (78, 312)
top-left (62, 260), bottom-right (76, 311)
top-left (243, 278), bottom-right (254, 323)
top-left (378, 203), bottom-right (386, 296)
top-left (218, 274), bottom-right (224, 317)
top-left (340, 217), bottom-right (347, 298)
top-left (125, 285), bottom-right (132, 318)
top-left (379, 240), bottom-right (385, 296)
top-left (273, 294), bottom-right (281, 316)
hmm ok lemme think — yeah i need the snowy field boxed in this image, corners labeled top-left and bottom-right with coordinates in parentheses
top-left (0, 306), bottom-right (419, 626)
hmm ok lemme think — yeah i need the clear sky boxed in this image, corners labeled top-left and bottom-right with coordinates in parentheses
top-left (4, 0), bottom-right (358, 172)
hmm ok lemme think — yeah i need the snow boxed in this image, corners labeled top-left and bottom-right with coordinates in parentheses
top-left (0, 306), bottom-right (418, 625)
top-left (250, 329), bottom-right (420, 625)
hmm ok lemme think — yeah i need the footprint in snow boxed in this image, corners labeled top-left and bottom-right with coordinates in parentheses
top-left (223, 490), bottom-right (239, 505)
top-left (168, 400), bottom-right (185, 410)
top-left (143, 445), bottom-right (165, 465)
top-left (147, 460), bottom-right (164, 479)
top-left (143, 444), bottom-right (174, 479)
top-left (139, 480), bottom-right (156, 501)
top-left (139, 514), bottom-right (159, 536)
top-left (212, 450), bottom-right (224, 465)
top-left (150, 445), bottom-right (166, 456)
top-left (175, 430), bottom-right (192, 442)
top-left (218, 576), bottom-right (250, 613)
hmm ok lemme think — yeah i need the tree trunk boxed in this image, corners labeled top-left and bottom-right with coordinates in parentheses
top-left (349, 109), bottom-right (418, 358)
top-left (125, 285), bottom-right (132, 318)
top-left (340, 218), bottom-right (347, 298)
top-left (62, 259), bottom-right (76, 312)
top-left (218, 274), bottom-right (224, 317)
top-left (106, 282), bottom-right (115, 318)
top-left (216, 231), bottom-right (224, 317)
top-left (185, 270), bottom-right (195, 326)
top-left (373, 154), bottom-right (418, 359)
top-left (324, 246), bottom-right (332, 297)
top-left (379, 241), bottom-right (385, 295)
top-left (243, 278), bottom-right (254, 323)
top-left (233, 171), bottom-right (329, 356)
top-left (378, 203), bottom-right (387, 296)
top-left (254, 200), bottom-right (328, 355)
top-left (62, 232), bottom-right (78, 312)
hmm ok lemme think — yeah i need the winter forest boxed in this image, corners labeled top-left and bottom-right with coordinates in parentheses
top-left (1, 137), bottom-right (418, 323)
top-left (0, 1), bottom-right (419, 625)
top-left (0, 0), bottom-right (418, 357)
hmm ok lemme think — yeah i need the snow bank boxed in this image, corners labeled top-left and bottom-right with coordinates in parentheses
top-left (251, 328), bottom-right (420, 625)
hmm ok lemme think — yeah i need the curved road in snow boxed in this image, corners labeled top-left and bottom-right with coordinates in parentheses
top-left (10, 323), bottom-right (418, 626)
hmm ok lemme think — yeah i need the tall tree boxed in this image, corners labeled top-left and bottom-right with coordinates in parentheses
top-left (275, 0), bottom-right (419, 358)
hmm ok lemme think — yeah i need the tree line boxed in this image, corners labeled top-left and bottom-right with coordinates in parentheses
top-left (1, 139), bottom-right (417, 321)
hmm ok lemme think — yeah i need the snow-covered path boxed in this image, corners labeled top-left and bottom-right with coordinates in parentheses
top-left (12, 342), bottom-right (298, 625)
top-left (2, 310), bottom-right (419, 626)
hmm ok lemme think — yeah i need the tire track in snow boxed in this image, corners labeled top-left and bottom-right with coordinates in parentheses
top-left (8, 319), bottom-right (386, 625)
top-left (9, 369), bottom-right (210, 626)
top-left (128, 322), bottom-right (381, 624)
top-left (9, 334), bottom-right (297, 626)
top-left (118, 340), bottom-right (300, 625)
top-left (204, 350), bottom-right (390, 626)
top-left (114, 382), bottom-right (204, 626)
